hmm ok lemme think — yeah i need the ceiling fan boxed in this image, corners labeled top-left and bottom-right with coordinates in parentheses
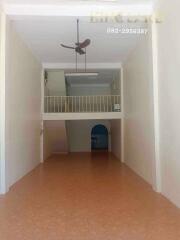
top-left (61, 19), bottom-right (91, 55)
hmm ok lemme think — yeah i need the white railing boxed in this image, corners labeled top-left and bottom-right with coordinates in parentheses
top-left (44, 95), bottom-right (121, 113)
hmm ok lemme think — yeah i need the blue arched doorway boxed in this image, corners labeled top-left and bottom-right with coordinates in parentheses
top-left (91, 124), bottom-right (108, 151)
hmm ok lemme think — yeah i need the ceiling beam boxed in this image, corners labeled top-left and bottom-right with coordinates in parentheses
top-left (43, 62), bottom-right (122, 69)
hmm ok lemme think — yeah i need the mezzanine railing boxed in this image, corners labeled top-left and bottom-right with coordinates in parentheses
top-left (44, 95), bottom-right (121, 113)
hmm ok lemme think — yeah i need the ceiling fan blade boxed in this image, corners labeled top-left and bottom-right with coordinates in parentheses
top-left (76, 48), bottom-right (85, 55)
top-left (79, 49), bottom-right (85, 55)
top-left (78, 39), bottom-right (91, 48)
top-left (61, 44), bottom-right (75, 49)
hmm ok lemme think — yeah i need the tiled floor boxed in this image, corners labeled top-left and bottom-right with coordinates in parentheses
top-left (0, 152), bottom-right (180, 240)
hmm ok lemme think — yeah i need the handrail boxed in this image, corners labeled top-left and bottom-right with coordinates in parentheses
top-left (44, 95), bottom-right (121, 113)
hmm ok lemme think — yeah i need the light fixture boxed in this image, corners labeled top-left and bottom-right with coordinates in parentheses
top-left (65, 72), bottom-right (98, 77)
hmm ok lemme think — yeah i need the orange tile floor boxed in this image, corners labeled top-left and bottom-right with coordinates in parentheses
top-left (0, 152), bottom-right (180, 240)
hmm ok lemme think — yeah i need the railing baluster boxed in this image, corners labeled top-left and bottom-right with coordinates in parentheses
top-left (113, 95), bottom-right (115, 110)
top-left (82, 96), bottom-right (83, 112)
top-left (88, 96), bottom-right (90, 112)
top-left (106, 96), bottom-right (109, 112)
top-left (55, 96), bottom-right (57, 113)
top-left (46, 97), bottom-right (48, 113)
top-left (109, 95), bottom-right (111, 112)
top-left (66, 96), bottom-right (68, 113)
top-left (98, 96), bottom-right (100, 112)
top-left (49, 96), bottom-right (50, 113)
top-left (102, 96), bottom-right (105, 112)
top-left (106, 96), bottom-right (108, 112)
top-left (67, 96), bottom-right (69, 113)
top-left (102, 96), bottom-right (103, 112)
top-left (91, 96), bottom-right (92, 112)
top-left (71, 96), bottom-right (73, 113)
top-left (74, 96), bottom-right (76, 112)
top-left (99, 96), bottom-right (100, 112)
top-left (103, 96), bottom-right (105, 112)
top-left (64, 96), bottom-right (65, 113)
top-left (57, 96), bottom-right (59, 113)
top-left (53, 97), bottom-right (55, 112)
top-left (73, 96), bottom-right (74, 112)
top-left (120, 95), bottom-right (121, 111)
top-left (60, 96), bottom-right (62, 113)
top-left (95, 96), bottom-right (97, 112)
top-left (48, 96), bottom-right (50, 113)
top-left (105, 96), bottom-right (107, 112)
top-left (67, 96), bottom-right (68, 113)
top-left (80, 96), bottom-right (82, 112)
top-left (116, 95), bottom-right (118, 111)
top-left (44, 97), bottom-right (46, 113)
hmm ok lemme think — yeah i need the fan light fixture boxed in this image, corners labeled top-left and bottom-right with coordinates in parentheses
top-left (61, 19), bottom-right (99, 78)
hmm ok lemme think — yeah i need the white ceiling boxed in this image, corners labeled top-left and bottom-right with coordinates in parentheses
top-left (2, 0), bottom-right (155, 5)
top-left (3, 0), bottom-right (153, 64)
top-left (13, 16), bottom-right (147, 64)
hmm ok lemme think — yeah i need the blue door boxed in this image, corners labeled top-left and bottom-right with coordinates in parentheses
top-left (91, 125), bottom-right (108, 150)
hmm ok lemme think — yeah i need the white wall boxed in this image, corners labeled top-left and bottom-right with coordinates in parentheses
top-left (66, 69), bottom-right (120, 97)
top-left (66, 120), bottom-right (111, 152)
top-left (0, 8), bottom-right (6, 193)
top-left (46, 70), bottom-right (66, 96)
top-left (43, 120), bottom-right (68, 160)
top-left (123, 33), bottom-right (155, 185)
top-left (5, 20), bottom-right (42, 187)
top-left (68, 84), bottom-right (111, 96)
top-left (110, 120), bottom-right (121, 160)
top-left (0, 8), bottom-right (1, 192)
top-left (155, 0), bottom-right (180, 207)
top-left (111, 70), bottom-right (121, 96)
top-left (43, 121), bottom-right (52, 160)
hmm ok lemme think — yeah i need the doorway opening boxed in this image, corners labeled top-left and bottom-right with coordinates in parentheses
top-left (91, 124), bottom-right (108, 151)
